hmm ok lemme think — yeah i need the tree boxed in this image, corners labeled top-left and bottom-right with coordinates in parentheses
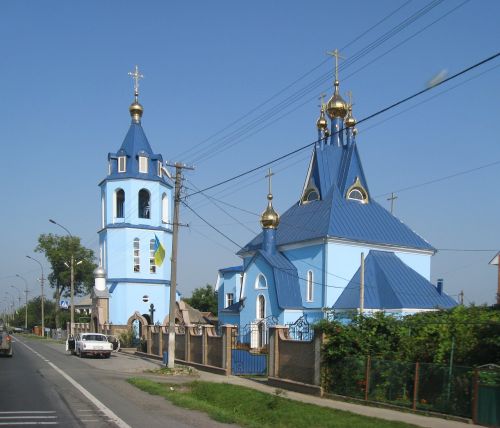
top-left (35, 233), bottom-right (96, 329)
top-left (184, 284), bottom-right (218, 314)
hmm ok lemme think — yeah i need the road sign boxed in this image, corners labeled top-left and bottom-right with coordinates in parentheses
top-left (60, 300), bottom-right (69, 309)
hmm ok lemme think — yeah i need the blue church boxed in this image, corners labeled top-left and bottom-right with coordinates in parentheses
top-left (96, 67), bottom-right (174, 326)
top-left (216, 61), bottom-right (456, 339)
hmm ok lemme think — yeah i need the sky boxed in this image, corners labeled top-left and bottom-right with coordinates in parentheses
top-left (1, 0), bottom-right (499, 312)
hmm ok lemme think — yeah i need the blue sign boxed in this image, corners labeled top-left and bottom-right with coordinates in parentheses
top-left (60, 300), bottom-right (69, 309)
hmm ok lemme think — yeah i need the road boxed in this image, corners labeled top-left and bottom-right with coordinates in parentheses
top-left (0, 335), bottom-right (235, 428)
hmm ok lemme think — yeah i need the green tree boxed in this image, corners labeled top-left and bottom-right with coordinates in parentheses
top-left (35, 233), bottom-right (96, 329)
top-left (184, 284), bottom-right (218, 314)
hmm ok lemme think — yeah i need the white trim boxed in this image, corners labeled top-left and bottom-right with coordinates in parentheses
top-left (162, 193), bottom-right (169, 224)
top-left (256, 294), bottom-right (266, 319)
top-left (118, 156), bottom-right (126, 173)
top-left (306, 270), bottom-right (313, 302)
top-left (239, 272), bottom-right (247, 301)
top-left (138, 156), bottom-right (148, 174)
top-left (214, 273), bottom-right (222, 291)
top-left (300, 149), bottom-right (316, 202)
top-left (255, 273), bottom-right (267, 289)
top-left (225, 292), bottom-right (234, 308)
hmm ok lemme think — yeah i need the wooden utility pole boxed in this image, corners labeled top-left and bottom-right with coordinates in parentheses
top-left (488, 252), bottom-right (500, 305)
top-left (387, 192), bottom-right (398, 214)
top-left (166, 162), bottom-right (193, 369)
top-left (360, 252), bottom-right (365, 314)
top-left (459, 290), bottom-right (464, 305)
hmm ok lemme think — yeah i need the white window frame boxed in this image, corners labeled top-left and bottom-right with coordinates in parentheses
top-left (162, 193), bottom-right (169, 224)
top-left (118, 156), bottom-right (126, 173)
top-left (226, 293), bottom-right (234, 308)
top-left (306, 270), bottom-right (314, 302)
top-left (255, 274), bottom-right (267, 289)
top-left (139, 156), bottom-right (148, 174)
top-left (157, 161), bottom-right (162, 177)
top-left (256, 295), bottom-right (266, 319)
top-left (149, 239), bottom-right (156, 273)
top-left (133, 238), bottom-right (140, 272)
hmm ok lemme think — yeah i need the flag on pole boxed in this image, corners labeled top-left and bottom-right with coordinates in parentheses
top-left (154, 235), bottom-right (166, 266)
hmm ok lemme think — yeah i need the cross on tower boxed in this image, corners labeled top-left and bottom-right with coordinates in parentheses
top-left (128, 65), bottom-right (144, 97)
top-left (318, 93), bottom-right (326, 109)
top-left (265, 168), bottom-right (274, 196)
top-left (387, 192), bottom-right (398, 214)
top-left (327, 48), bottom-right (344, 81)
top-left (347, 90), bottom-right (354, 107)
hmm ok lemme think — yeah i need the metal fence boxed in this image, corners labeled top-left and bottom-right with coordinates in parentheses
top-left (324, 356), bottom-right (476, 418)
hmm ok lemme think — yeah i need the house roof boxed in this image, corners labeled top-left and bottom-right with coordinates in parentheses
top-left (219, 265), bottom-right (243, 274)
top-left (255, 249), bottom-right (302, 310)
top-left (333, 250), bottom-right (457, 310)
top-left (240, 141), bottom-right (434, 253)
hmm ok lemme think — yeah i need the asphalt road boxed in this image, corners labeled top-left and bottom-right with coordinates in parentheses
top-left (0, 335), bottom-right (236, 428)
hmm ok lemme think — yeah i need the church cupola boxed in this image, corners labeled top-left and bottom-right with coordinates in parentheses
top-left (345, 91), bottom-right (357, 145)
top-left (326, 49), bottom-right (347, 147)
top-left (316, 94), bottom-right (329, 142)
top-left (260, 169), bottom-right (279, 253)
top-left (128, 65), bottom-right (144, 124)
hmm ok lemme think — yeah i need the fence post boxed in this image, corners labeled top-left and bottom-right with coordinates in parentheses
top-left (365, 355), bottom-right (371, 401)
top-left (268, 327), bottom-right (278, 378)
top-left (185, 326), bottom-right (191, 362)
top-left (146, 325), bottom-right (152, 354)
top-left (158, 326), bottom-right (164, 356)
top-left (313, 331), bottom-right (324, 387)
top-left (202, 326), bottom-right (208, 366)
top-left (472, 368), bottom-right (479, 424)
top-left (222, 325), bottom-right (235, 376)
top-left (412, 362), bottom-right (420, 411)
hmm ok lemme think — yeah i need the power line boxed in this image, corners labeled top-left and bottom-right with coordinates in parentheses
top-left (185, 51), bottom-right (500, 198)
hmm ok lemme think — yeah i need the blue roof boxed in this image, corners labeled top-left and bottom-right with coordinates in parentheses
top-left (333, 251), bottom-right (457, 310)
top-left (220, 300), bottom-right (243, 313)
top-left (241, 140), bottom-right (434, 253)
top-left (103, 121), bottom-right (171, 185)
top-left (219, 265), bottom-right (243, 274)
top-left (254, 250), bottom-right (302, 309)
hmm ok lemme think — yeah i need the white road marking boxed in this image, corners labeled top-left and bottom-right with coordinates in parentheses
top-left (0, 417), bottom-right (56, 419)
top-left (0, 412), bottom-right (55, 415)
top-left (0, 423), bottom-right (58, 426)
top-left (18, 341), bottom-right (131, 428)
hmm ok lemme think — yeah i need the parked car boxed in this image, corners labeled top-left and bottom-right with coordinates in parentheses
top-left (0, 326), bottom-right (13, 357)
top-left (68, 333), bottom-right (113, 358)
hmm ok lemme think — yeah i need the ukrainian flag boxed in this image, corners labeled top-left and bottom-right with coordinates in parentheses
top-left (154, 235), bottom-right (166, 266)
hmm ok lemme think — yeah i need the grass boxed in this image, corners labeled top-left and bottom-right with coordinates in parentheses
top-left (127, 379), bottom-right (419, 428)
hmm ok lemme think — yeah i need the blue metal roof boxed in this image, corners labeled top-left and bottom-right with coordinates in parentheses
top-left (219, 265), bottom-right (243, 274)
top-left (220, 300), bottom-right (243, 313)
top-left (255, 250), bottom-right (302, 309)
top-left (333, 250), bottom-right (457, 310)
top-left (103, 121), bottom-right (171, 185)
top-left (241, 140), bottom-right (434, 253)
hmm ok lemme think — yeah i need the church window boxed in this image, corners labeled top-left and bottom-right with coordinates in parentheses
top-left (133, 238), bottom-right (140, 272)
top-left (257, 295), bottom-right (265, 319)
top-left (138, 189), bottom-right (151, 219)
top-left (157, 161), bottom-right (162, 177)
top-left (139, 156), bottom-right (148, 173)
top-left (226, 293), bottom-right (234, 308)
top-left (255, 274), bottom-right (267, 289)
top-left (108, 161), bottom-right (111, 175)
top-left (118, 156), bottom-right (126, 173)
top-left (115, 189), bottom-right (125, 218)
top-left (162, 193), bottom-right (169, 224)
top-left (306, 270), bottom-right (314, 302)
top-left (149, 239), bottom-right (156, 273)
top-left (306, 190), bottom-right (319, 202)
top-left (346, 177), bottom-right (369, 204)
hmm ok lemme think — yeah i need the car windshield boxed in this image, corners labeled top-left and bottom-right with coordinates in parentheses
top-left (82, 335), bottom-right (106, 341)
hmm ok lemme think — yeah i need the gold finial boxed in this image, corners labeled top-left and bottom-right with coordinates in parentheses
top-left (326, 49), bottom-right (348, 119)
top-left (316, 93), bottom-right (328, 130)
top-left (260, 168), bottom-right (280, 229)
top-left (345, 90), bottom-right (356, 128)
top-left (128, 65), bottom-right (144, 122)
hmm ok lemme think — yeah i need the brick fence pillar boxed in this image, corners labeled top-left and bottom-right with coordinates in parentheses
top-left (185, 326), bottom-right (191, 362)
top-left (146, 325), bottom-right (152, 354)
top-left (202, 326), bottom-right (208, 365)
top-left (222, 325), bottom-right (236, 376)
top-left (314, 332), bottom-right (324, 387)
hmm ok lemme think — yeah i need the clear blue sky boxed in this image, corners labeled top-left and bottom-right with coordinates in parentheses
top-left (1, 1), bottom-right (499, 309)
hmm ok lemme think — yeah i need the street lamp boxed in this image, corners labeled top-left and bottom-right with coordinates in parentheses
top-left (49, 218), bottom-right (76, 335)
top-left (4, 293), bottom-right (15, 324)
top-left (16, 274), bottom-right (29, 330)
top-left (26, 256), bottom-right (45, 337)
top-left (10, 286), bottom-right (21, 308)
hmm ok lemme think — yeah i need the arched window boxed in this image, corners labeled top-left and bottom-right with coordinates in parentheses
top-left (162, 193), bottom-right (169, 224)
top-left (115, 189), bottom-right (125, 218)
top-left (305, 189), bottom-right (319, 202)
top-left (149, 239), bottom-right (156, 273)
top-left (348, 188), bottom-right (365, 201)
top-left (133, 238), bottom-right (140, 272)
top-left (255, 274), bottom-right (267, 289)
top-left (306, 270), bottom-right (313, 302)
top-left (257, 295), bottom-right (265, 319)
top-left (138, 189), bottom-right (150, 219)
top-left (346, 177), bottom-right (369, 204)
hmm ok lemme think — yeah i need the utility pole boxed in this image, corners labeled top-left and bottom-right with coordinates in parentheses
top-left (16, 274), bottom-right (29, 330)
top-left (360, 252), bottom-right (365, 315)
top-left (387, 192), bottom-right (398, 214)
top-left (26, 256), bottom-right (45, 337)
top-left (166, 162), bottom-right (193, 369)
top-left (459, 290), bottom-right (464, 305)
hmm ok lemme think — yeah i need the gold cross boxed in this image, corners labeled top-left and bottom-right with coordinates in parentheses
top-left (265, 168), bottom-right (274, 195)
top-left (318, 93), bottom-right (326, 109)
top-left (346, 90), bottom-right (354, 107)
top-left (327, 49), bottom-right (344, 81)
top-left (128, 65), bottom-right (144, 96)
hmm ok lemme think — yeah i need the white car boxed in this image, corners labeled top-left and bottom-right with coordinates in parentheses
top-left (71, 333), bottom-right (113, 358)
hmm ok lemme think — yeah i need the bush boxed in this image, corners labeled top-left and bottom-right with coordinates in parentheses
top-left (119, 329), bottom-right (135, 348)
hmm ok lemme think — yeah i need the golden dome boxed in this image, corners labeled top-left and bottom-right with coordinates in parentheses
top-left (345, 104), bottom-right (356, 128)
top-left (260, 194), bottom-right (280, 229)
top-left (316, 107), bottom-right (328, 130)
top-left (129, 101), bottom-right (144, 122)
top-left (326, 81), bottom-right (348, 119)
